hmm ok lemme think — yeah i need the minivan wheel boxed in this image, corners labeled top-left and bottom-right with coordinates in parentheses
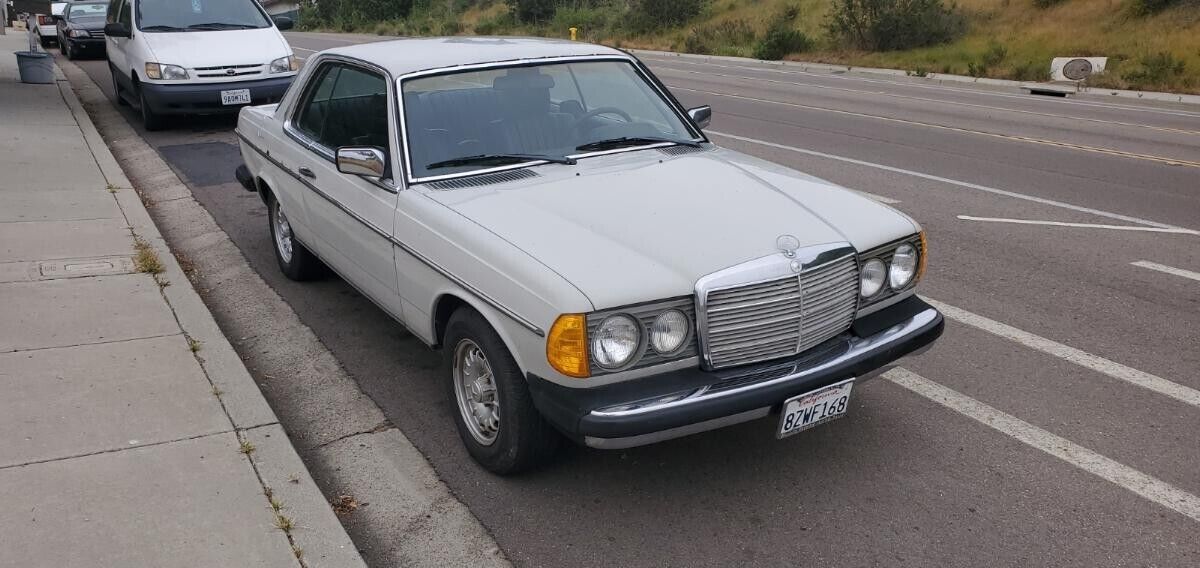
top-left (137, 85), bottom-right (165, 131)
top-left (267, 194), bottom-right (322, 281)
top-left (444, 307), bottom-right (560, 475)
top-left (112, 72), bottom-right (128, 106)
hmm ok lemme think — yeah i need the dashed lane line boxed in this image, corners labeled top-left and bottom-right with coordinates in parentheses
top-left (957, 216), bottom-right (1200, 235)
top-left (886, 368), bottom-right (1200, 523)
top-left (1131, 261), bottom-right (1200, 283)
top-left (707, 130), bottom-right (1192, 231)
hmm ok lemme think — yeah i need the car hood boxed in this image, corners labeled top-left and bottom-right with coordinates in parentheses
top-left (426, 148), bottom-right (917, 310)
top-left (140, 27), bottom-right (289, 69)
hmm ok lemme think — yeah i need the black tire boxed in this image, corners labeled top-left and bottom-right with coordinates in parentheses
top-left (444, 307), bottom-right (560, 475)
top-left (39, 36), bottom-right (51, 48)
top-left (62, 40), bottom-right (75, 60)
top-left (112, 71), bottom-right (129, 106)
top-left (266, 193), bottom-right (323, 281)
top-left (137, 84), bottom-right (165, 131)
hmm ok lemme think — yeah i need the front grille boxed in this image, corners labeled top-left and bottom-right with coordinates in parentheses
top-left (193, 63), bottom-right (262, 71)
top-left (90, 30), bottom-right (106, 38)
top-left (702, 255), bottom-right (858, 369)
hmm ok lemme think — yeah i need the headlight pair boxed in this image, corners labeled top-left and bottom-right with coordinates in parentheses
top-left (548, 301), bottom-right (694, 378)
top-left (859, 233), bottom-right (925, 301)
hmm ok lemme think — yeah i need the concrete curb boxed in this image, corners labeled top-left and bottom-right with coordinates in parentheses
top-left (627, 49), bottom-right (1200, 106)
top-left (55, 62), bottom-right (366, 568)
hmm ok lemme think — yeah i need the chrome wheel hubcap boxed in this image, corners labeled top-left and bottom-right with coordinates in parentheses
top-left (273, 201), bottom-right (294, 263)
top-left (453, 339), bottom-right (499, 445)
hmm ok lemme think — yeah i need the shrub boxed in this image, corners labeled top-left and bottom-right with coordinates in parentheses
top-left (551, 6), bottom-right (612, 39)
top-left (1121, 51), bottom-right (1188, 88)
top-left (981, 41), bottom-right (1008, 67)
top-left (630, 0), bottom-right (707, 33)
top-left (1011, 60), bottom-right (1049, 81)
top-left (753, 7), bottom-right (812, 60)
top-left (1129, 0), bottom-right (1199, 15)
top-left (826, 0), bottom-right (966, 52)
top-left (510, 0), bottom-right (557, 24)
top-left (1032, 0), bottom-right (1068, 7)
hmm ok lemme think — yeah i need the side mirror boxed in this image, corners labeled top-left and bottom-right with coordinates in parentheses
top-left (687, 105), bottom-right (712, 130)
top-left (337, 147), bottom-right (387, 178)
top-left (272, 16), bottom-right (294, 31)
top-left (103, 22), bottom-right (131, 37)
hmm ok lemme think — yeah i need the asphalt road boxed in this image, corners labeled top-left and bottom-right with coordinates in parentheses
top-left (72, 32), bottom-right (1200, 567)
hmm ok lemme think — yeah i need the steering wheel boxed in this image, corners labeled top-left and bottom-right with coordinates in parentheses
top-left (578, 106), bottom-right (633, 123)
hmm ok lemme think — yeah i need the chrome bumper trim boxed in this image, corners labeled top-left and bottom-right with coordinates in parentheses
top-left (584, 407), bottom-right (770, 449)
top-left (590, 307), bottom-right (939, 419)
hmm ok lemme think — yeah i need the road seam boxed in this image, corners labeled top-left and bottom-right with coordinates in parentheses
top-left (0, 429), bottom-right (235, 471)
top-left (886, 368), bottom-right (1200, 523)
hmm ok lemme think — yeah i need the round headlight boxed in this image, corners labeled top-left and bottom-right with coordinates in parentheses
top-left (860, 258), bottom-right (887, 298)
top-left (591, 314), bottom-right (641, 369)
top-left (650, 310), bottom-right (689, 354)
top-left (889, 244), bottom-right (919, 289)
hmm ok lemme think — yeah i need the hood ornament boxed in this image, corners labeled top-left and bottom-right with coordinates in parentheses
top-left (776, 235), bottom-right (800, 258)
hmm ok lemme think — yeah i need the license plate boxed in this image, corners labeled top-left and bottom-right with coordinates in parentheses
top-left (777, 378), bottom-right (855, 438)
top-left (220, 89), bottom-right (251, 106)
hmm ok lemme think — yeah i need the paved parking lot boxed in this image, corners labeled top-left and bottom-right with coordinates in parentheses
top-left (72, 32), bottom-right (1200, 566)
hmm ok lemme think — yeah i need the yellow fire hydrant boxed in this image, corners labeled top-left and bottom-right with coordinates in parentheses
top-left (569, 27), bottom-right (578, 41)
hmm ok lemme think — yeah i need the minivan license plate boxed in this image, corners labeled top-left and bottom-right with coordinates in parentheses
top-left (221, 89), bottom-right (251, 106)
top-left (777, 378), bottom-right (854, 438)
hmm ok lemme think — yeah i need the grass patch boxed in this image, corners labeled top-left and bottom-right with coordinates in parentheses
top-left (188, 338), bottom-right (202, 353)
top-left (238, 440), bottom-right (256, 455)
top-left (273, 513), bottom-right (295, 532)
top-left (132, 236), bottom-right (164, 275)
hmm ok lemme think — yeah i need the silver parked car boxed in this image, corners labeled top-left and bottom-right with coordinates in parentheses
top-left (235, 38), bottom-right (944, 474)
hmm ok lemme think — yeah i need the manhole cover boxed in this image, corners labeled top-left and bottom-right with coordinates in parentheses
top-left (1062, 59), bottom-right (1094, 81)
top-left (39, 256), bottom-right (136, 280)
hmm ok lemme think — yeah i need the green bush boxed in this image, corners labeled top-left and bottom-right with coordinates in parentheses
top-left (551, 6), bottom-right (612, 38)
top-left (510, 0), bottom-right (557, 24)
top-left (753, 7), bottom-right (812, 60)
top-left (1032, 0), bottom-right (1068, 7)
top-left (1121, 51), bottom-right (1188, 87)
top-left (630, 0), bottom-right (708, 33)
top-left (1011, 60), bottom-right (1048, 81)
top-left (826, 0), bottom-right (966, 51)
top-left (1129, 0), bottom-right (1199, 15)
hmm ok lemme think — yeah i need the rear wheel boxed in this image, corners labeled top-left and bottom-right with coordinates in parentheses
top-left (267, 194), bottom-right (323, 281)
top-left (445, 307), bottom-right (560, 475)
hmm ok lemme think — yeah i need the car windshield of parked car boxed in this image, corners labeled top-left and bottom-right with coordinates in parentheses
top-left (401, 60), bottom-right (700, 180)
top-left (136, 0), bottom-right (270, 32)
top-left (67, 3), bottom-right (107, 22)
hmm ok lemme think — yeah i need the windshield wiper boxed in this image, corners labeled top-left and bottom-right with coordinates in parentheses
top-left (187, 22), bottom-right (258, 30)
top-left (426, 153), bottom-right (576, 170)
top-left (140, 24), bottom-right (188, 31)
top-left (575, 136), bottom-right (702, 152)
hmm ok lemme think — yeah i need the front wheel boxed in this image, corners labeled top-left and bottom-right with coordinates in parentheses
top-left (62, 40), bottom-right (74, 60)
top-left (138, 86), bottom-right (165, 131)
top-left (445, 308), bottom-right (560, 475)
top-left (112, 71), bottom-right (129, 106)
top-left (267, 194), bottom-right (323, 281)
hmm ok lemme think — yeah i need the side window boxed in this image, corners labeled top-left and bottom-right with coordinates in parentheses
top-left (107, 0), bottom-right (123, 24)
top-left (118, 0), bottom-right (132, 26)
top-left (322, 66), bottom-right (389, 150)
top-left (293, 64), bottom-right (341, 145)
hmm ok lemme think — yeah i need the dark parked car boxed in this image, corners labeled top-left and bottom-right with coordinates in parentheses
top-left (57, 1), bottom-right (109, 60)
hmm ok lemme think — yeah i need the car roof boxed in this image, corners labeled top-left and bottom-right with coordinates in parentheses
top-left (321, 37), bottom-right (632, 77)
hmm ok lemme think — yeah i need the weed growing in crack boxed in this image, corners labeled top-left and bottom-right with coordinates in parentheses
top-left (132, 236), bottom-right (164, 275)
top-left (273, 514), bottom-right (295, 532)
top-left (188, 338), bottom-right (202, 353)
top-left (238, 440), bottom-right (256, 455)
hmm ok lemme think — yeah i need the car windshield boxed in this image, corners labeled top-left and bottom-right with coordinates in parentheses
top-left (401, 59), bottom-right (700, 180)
top-left (136, 0), bottom-right (270, 32)
top-left (67, 3), bottom-right (107, 22)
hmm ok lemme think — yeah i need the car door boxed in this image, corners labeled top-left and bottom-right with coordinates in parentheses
top-left (282, 60), bottom-right (403, 317)
top-left (105, 0), bottom-right (130, 79)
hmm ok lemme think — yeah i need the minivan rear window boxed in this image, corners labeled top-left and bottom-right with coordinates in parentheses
top-left (137, 0), bottom-right (270, 32)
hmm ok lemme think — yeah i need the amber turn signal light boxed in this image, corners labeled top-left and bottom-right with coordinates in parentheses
top-left (916, 230), bottom-right (928, 284)
top-left (547, 314), bottom-right (590, 378)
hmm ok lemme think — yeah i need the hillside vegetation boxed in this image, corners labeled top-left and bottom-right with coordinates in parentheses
top-left (300, 0), bottom-right (1200, 94)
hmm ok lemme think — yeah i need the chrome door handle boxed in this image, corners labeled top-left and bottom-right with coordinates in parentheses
top-left (298, 167), bottom-right (316, 179)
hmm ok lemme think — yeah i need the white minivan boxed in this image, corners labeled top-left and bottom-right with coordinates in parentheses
top-left (104, 0), bottom-right (299, 130)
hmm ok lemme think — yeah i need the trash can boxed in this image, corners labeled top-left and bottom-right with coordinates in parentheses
top-left (15, 51), bottom-right (56, 84)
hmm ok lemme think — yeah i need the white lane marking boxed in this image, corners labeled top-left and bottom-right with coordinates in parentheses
top-left (852, 190), bottom-right (900, 204)
top-left (885, 368), bottom-right (1200, 523)
top-left (923, 298), bottom-right (1200, 409)
top-left (641, 55), bottom-right (1200, 119)
top-left (957, 215), bottom-right (1200, 235)
top-left (681, 87), bottom-right (1200, 168)
top-left (707, 130), bottom-right (1192, 231)
top-left (1131, 261), bottom-right (1200, 282)
top-left (291, 46), bottom-right (317, 53)
top-left (655, 64), bottom-right (1200, 136)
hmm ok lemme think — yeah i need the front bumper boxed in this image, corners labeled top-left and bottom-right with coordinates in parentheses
top-left (66, 37), bottom-right (105, 50)
top-left (139, 76), bottom-right (294, 115)
top-left (527, 295), bottom-right (944, 449)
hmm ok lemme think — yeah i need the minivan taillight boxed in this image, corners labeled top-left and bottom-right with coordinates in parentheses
top-left (38, 15), bottom-right (51, 25)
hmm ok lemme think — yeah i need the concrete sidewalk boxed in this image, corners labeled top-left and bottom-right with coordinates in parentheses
top-left (1, 30), bottom-right (364, 567)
